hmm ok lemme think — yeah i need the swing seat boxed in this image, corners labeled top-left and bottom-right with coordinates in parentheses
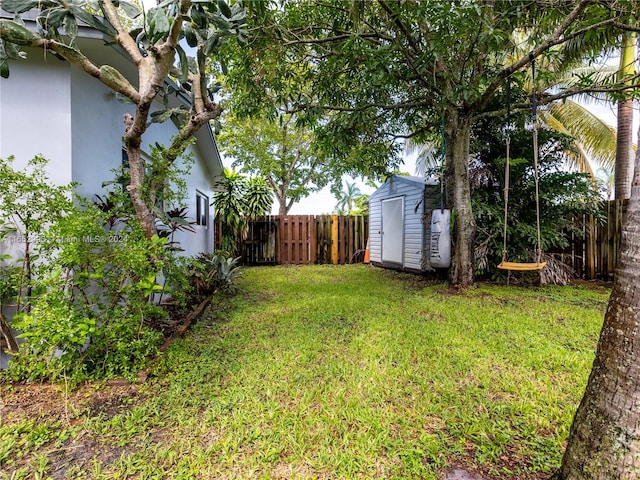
top-left (497, 261), bottom-right (547, 271)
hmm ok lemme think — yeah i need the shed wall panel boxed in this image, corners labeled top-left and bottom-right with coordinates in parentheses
top-left (369, 177), bottom-right (433, 271)
top-left (369, 198), bottom-right (382, 263)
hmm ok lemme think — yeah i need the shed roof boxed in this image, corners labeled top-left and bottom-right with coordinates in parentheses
top-left (369, 175), bottom-right (439, 202)
top-left (390, 175), bottom-right (439, 187)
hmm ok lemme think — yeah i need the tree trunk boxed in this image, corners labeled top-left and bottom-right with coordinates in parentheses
top-left (614, 33), bottom-right (636, 200)
top-left (0, 310), bottom-right (19, 354)
top-left (554, 119), bottom-right (640, 479)
top-left (278, 198), bottom-right (288, 216)
top-left (123, 113), bottom-right (157, 239)
top-left (444, 109), bottom-right (475, 288)
top-left (615, 98), bottom-right (634, 200)
top-left (277, 180), bottom-right (291, 216)
top-left (126, 143), bottom-right (157, 239)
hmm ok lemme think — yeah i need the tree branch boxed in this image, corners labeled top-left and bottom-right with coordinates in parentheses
top-left (474, 0), bottom-right (611, 112)
top-left (376, 0), bottom-right (437, 94)
top-left (100, 0), bottom-right (144, 65)
top-left (472, 77), bottom-right (640, 122)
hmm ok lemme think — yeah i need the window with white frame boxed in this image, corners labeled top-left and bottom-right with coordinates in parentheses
top-left (196, 191), bottom-right (209, 227)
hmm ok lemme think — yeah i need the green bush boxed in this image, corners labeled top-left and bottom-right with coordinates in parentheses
top-left (0, 156), bottom-right (198, 382)
top-left (186, 251), bottom-right (242, 301)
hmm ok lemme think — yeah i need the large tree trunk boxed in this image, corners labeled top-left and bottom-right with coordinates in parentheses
top-left (615, 98), bottom-right (634, 200)
top-left (444, 109), bottom-right (475, 288)
top-left (125, 142), bottom-right (158, 239)
top-left (554, 120), bottom-right (640, 479)
top-left (614, 33), bottom-right (636, 200)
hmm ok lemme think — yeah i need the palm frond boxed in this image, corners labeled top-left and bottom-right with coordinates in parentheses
top-left (542, 100), bottom-right (617, 171)
top-left (404, 137), bottom-right (443, 177)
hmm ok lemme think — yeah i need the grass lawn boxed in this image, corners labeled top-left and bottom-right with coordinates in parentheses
top-left (0, 265), bottom-right (609, 479)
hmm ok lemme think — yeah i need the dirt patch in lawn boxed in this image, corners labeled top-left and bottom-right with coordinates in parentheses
top-left (1, 380), bottom-right (141, 424)
top-left (1, 380), bottom-right (142, 478)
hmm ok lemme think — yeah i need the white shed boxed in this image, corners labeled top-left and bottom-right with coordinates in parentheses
top-left (368, 175), bottom-right (442, 272)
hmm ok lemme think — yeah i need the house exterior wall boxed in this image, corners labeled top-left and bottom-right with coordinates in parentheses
top-left (0, 54), bottom-right (73, 186)
top-left (70, 66), bottom-right (130, 199)
top-left (1, 48), bottom-right (217, 258)
top-left (171, 146), bottom-right (215, 257)
top-left (369, 176), bottom-right (438, 272)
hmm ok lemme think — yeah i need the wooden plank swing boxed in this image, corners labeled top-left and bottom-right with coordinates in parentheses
top-left (498, 55), bottom-right (546, 272)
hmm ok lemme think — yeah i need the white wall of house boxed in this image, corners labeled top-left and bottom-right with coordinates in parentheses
top-left (0, 54), bottom-right (73, 186)
top-left (171, 144), bottom-right (215, 257)
top-left (0, 46), bottom-right (218, 258)
top-left (70, 66), bottom-right (129, 199)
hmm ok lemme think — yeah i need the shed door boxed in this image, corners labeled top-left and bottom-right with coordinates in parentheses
top-left (381, 197), bottom-right (404, 264)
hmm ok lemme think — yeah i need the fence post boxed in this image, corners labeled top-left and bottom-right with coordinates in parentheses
top-left (331, 214), bottom-right (339, 265)
top-left (586, 213), bottom-right (595, 279)
top-left (310, 215), bottom-right (317, 264)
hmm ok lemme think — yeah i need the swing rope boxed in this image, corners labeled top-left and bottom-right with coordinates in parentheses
top-left (498, 54), bottom-right (546, 271)
top-left (500, 75), bottom-right (512, 266)
top-left (439, 115), bottom-right (445, 211)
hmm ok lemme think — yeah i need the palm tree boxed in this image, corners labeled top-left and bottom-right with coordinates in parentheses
top-left (614, 32), bottom-right (636, 200)
top-left (334, 181), bottom-right (362, 214)
top-left (597, 167), bottom-right (615, 201)
top-left (542, 99), bottom-right (617, 177)
top-left (214, 169), bottom-right (273, 255)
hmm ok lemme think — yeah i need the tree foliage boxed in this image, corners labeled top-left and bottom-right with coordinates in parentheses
top-left (469, 115), bottom-right (603, 275)
top-left (0, 0), bottom-right (246, 238)
top-left (217, 111), bottom-right (334, 215)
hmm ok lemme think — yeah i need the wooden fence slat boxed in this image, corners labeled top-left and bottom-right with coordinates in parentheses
top-left (310, 216), bottom-right (317, 264)
top-left (287, 217), bottom-right (294, 264)
top-left (331, 215), bottom-right (339, 265)
top-left (278, 216), bottom-right (285, 264)
top-left (548, 200), bottom-right (627, 280)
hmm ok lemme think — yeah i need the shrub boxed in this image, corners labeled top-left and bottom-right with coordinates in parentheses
top-left (0, 156), bottom-right (195, 382)
top-left (186, 251), bottom-right (242, 301)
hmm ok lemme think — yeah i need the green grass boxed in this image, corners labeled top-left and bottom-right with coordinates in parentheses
top-left (0, 265), bottom-right (609, 479)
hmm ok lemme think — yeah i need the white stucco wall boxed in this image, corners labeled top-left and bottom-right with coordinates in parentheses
top-left (0, 54), bottom-right (73, 186)
top-left (1, 45), bottom-right (216, 258)
top-left (170, 142), bottom-right (215, 257)
top-left (70, 66), bottom-right (130, 199)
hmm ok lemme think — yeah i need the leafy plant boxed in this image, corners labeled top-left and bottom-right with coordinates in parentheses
top-left (214, 169), bottom-right (273, 257)
top-left (0, 157), bottom-right (190, 381)
top-left (0, 155), bottom-right (76, 314)
top-left (469, 118), bottom-right (604, 278)
top-left (186, 252), bottom-right (242, 300)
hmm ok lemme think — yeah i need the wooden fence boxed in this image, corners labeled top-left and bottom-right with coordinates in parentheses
top-left (215, 201), bottom-right (625, 277)
top-left (551, 200), bottom-right (626, 280)
top-left (216, 215), bottom-right (369, 266)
